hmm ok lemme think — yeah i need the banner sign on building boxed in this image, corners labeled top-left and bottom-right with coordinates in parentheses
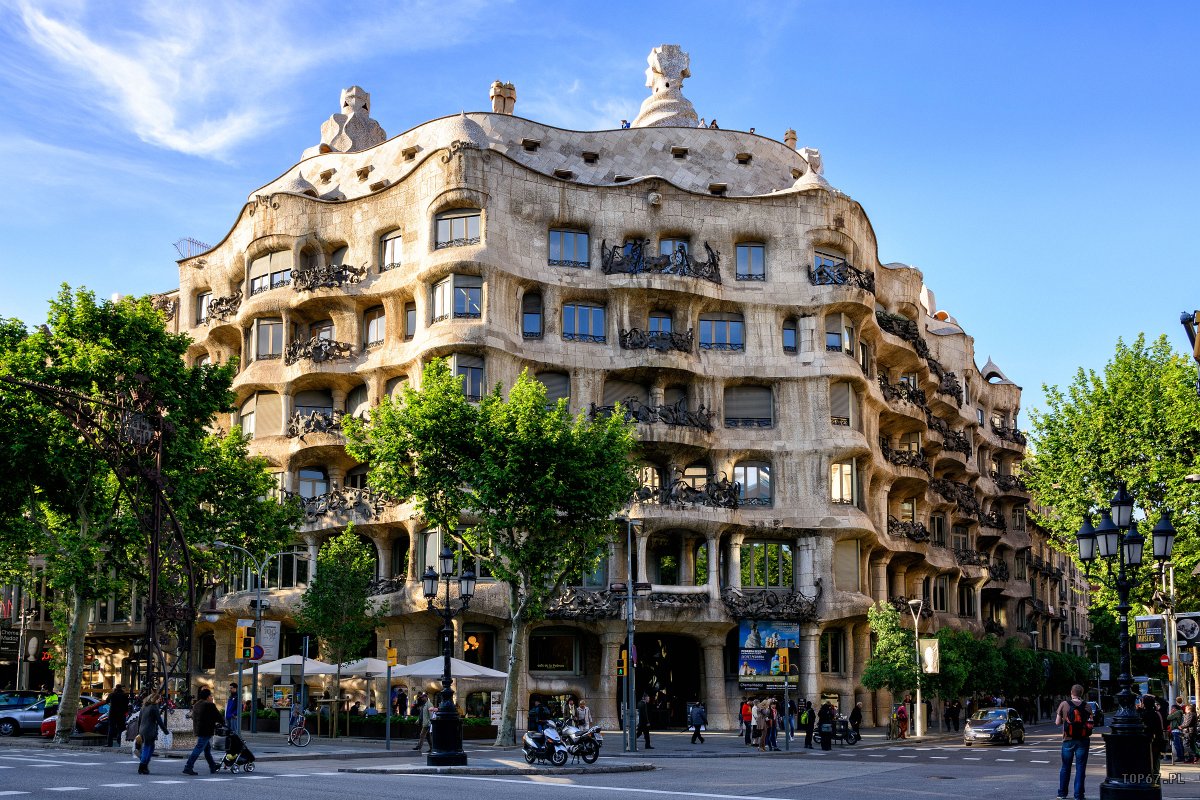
top-left (0, 627), bottom-right (18, 662)
top-left (1134, 615), bottom-right (1166, 651)
top-left (1176, 612), bottom-right (1200, 649)
top-left (919, 637), bottom-right (940, 674)
top-left (237, 619), bottom-right (281, 662)
top-left (736, 620), bottom-right (800, 690)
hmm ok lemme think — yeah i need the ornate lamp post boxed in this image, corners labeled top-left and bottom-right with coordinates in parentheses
top-left (422, 544), bottom-right (476, 766)
top-left (1075, 481), bottom-right (1175, 800)
top-left (907, 598), bottom-right (924, 738)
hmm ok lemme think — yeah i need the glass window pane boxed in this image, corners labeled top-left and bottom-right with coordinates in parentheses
top-left (549, 231), bottom-right (561, 262)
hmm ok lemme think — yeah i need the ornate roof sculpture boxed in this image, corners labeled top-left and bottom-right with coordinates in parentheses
top-left (302, 85), bottom-right (387, 159)
top-left (631, 45), bottom-right (699, 128)
top-left (489, 80), bottom-right (516, 114)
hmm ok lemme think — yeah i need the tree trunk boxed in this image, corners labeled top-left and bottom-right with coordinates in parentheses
top-left (54, 588), bottom-right (89, 743)
top-left (495, 606), bottom-right (527, 746)
top-left (332, 667), bottom-right (341, 738)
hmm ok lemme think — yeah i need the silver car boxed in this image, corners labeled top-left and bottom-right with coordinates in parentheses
top-left (0, 696), bottom-right (98, 736)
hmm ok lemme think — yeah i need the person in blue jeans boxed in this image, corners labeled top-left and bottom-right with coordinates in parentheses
top-left (183, 687), bottom-right (222, 775)
top-left (136, 692), bottom-right (169, 775)
top-left (1054, 684), bottom-right (1092, 800)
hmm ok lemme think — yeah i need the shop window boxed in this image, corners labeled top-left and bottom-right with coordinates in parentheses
top-left (529, 629), bottom-right (579, 673)
top-left (462, 628), bottom-right (496, 669)
top-left (819, 629), bottom-right (845, 673)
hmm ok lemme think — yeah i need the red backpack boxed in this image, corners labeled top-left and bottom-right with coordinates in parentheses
top-left (1063, 700), bottom-right (1093, 740)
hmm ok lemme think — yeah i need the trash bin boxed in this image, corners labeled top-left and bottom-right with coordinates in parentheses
top-left (819, 722), bottom-right (833, 751)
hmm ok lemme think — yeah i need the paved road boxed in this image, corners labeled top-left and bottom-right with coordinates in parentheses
top-left (1, 730), bottom-right (1195, 799)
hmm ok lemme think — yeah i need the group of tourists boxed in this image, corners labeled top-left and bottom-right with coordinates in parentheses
top-left (736, 696), bottom-right (855, 751)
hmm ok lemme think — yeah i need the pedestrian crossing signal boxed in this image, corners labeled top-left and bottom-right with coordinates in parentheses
top-left (236, 625), bottom-right (256, 661)
top-left (616, 653), bottom-right (627, 677)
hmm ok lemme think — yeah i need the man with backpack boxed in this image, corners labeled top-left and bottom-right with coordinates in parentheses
top-left (1054, 684), bottom-right (1092, 800)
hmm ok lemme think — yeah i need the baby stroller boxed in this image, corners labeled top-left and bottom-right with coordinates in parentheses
top-left (219, 731), bottom-right (256, 773)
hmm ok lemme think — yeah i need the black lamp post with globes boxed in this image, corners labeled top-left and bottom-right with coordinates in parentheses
top-left (421, 544), bottom-right (476, 767)
top-left (1075, 481), bottom-right (1175, 800)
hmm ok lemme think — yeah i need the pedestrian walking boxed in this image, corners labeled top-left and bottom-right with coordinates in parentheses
top-left (224, 682), bottom-right (238, 733)
top-left (577, 699), bottom-right (594, 729)
top-left (1139, 694), bottom-right (1165, 783)
top-left (104, 684), bottom-right (129, 748)
top-left (944, 698), bottom-right (961, 732)
top-left (801, 700), bottom-right (815, 748)
top-left (182, 687), bottom-right (221, 775)
top-left (895, 699), bottom-right (909, 739)
top-left (413, 693), bottom-right (433, 751)
top-left (689, 701), bottom-right (707, 744)
top-left (741, 699), bottom-right (753, 745)
top-left (1055, 683), bottom-right (1093, 800)
top-left (1180, 703), bottom-right (1197, 763)
top-left (636, 693), bottom-right (653, 748)
top-left (765, 699), bottom-right (780, 751)
top-left (817, 701), bottom-right (835, 751)
top-left (848, 702), bottom-right (863, 737)
top-left (136, 691), bottom-right (169, 774)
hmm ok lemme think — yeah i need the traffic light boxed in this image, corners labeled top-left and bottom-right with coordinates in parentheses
top-left (616, 649), bottom-right (627, 676)
top-left (237, 625), bottom-right (256, 661)
top-left (385, 638), bottom-right (397, 667)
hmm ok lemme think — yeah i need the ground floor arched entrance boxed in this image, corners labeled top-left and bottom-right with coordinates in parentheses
top-left (615, 633), bottom-right (702, 729)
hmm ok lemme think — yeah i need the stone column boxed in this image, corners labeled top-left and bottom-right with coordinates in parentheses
top-left (800, 624), bottom-right (820, 700)
top-left (304, 534), bottom-right (320, 582)
top-left (727, 532), bottom-right (745, 588)
top-left (891, 566), bottom-right (907, 600)
top-left (680, 536), bottom-right (695, 586)
top-left (598, 631), bottom-right (624, 730)
top-left (406, 528), bottom-right (419, 581)
top-left (280, 392), bottom-right (294, 437)
top-left (853, 623), bottom-right (873, 722)
top-left (795, 536), bottom-right (816, 594)
top-left (370, 535), bottom-right (388, 580)
top-left (635, 528), bottom-right (649, 584)
top-left (702, 638), bottom-right (733, 729)
top-left (706, 534), bottom-right (721, 601)
top-left (870, 558), bottom-right (890, 604)
top-left (331, 388), bottom-right (348, 413)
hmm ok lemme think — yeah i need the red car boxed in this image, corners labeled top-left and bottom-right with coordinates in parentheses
top-left (40, 700), bottom-right (107, 738)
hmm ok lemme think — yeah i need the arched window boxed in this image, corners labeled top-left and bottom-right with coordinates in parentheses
top-left (329, 246), bottom-right (348, 266)
top-left (523, 292), bottom-right (543, 339)
top-left (435, 209), bottom-right (481, 249)
top-left (734, 461), bottom-right (772, 506)
top-left (385, 375), bottom-right (408, 400)
top-left (724, 385), bottom-right (773, 428)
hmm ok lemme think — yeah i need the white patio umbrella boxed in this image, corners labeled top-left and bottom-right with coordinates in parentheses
top-left (337, 657), bottom-right (391, 676)
top-left (227, 654), bottom-right (339, 676)
top-left (394, 656), bottom-right (507, 679)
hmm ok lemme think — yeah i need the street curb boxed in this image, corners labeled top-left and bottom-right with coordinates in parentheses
top-left (340, 762), bottom-right (656, 775)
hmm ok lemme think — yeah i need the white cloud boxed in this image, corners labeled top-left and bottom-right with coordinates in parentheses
top-left (520, 78), bottom-right (639, 132)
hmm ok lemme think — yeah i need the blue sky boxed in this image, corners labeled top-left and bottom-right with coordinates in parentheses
top-left (0, 0), bottom-right (1196, 415)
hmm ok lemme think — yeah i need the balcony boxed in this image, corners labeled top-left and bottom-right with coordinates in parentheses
top-left (619, 327), bottom-right (694, 354)
top-left (633, 470), bottom-right (740, 509)
top-left (983, 619), bottom-right (1004, 636)
top-left (878, 375), bottom-right (928, 409)
top-left (889, 596), bottom-right (933, 618)
top-left (876, 310), bottom-right (930, 359)
top-left (880, 438), bottom-right (931, 474)
top-left (991, 422), bottom-right (1028, 447)
top-left (980, 510), bottom-right (1007, 531)
top-left (955, 548), bottom-right (991, 567)
top-left (282, 485), bottom-right (394, 523)
top-left (990, 471), bottom-right (1027, 493)
top-left (926, 357), bottom-right (964, 407)
top-left (291, 263), bottom-right (367, 292)
top-left (722, 587), bottom-right (820, 623)
top-left (988, 560), bottom-right (1010, 582)
top-left (284, 336), bottom-right (356, 366)
top-left (600, 239), bottom-right (722, 284)
top-left (887, 516), bottom-right (931, 543)
top-left (589, 398), bottom-right (715, 433)
top-left (808, 259), bottom-right (875, 293)
top-left (206, 293), bottom-right (241, 323)
top-left (931, 477), bottom-right (982, 518)
top-left (927, 413), bottom-right (971, 457)
top-left (286, 408), bottom-right (345, 438)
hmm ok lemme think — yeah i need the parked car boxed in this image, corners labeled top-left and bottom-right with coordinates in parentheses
top-left (963, 707), bottom-right (1025, 745)
top-left (0, 691), bottom-right (46, 710)
top-left (1086, 701), bottom-right (1105, 728)
top-left (40, 700), bottom-right (108, 738)
top-left (0, 696), bottom-right (98, 737)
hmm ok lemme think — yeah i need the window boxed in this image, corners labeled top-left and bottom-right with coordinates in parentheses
top-left (344, 464), bottom-right (369, 490)
top-left (899, 372), bottom-right (919, 388)
top-left (271, 545), bottom-right (310, 589)
top-left (825, 312), bottom-right (855, 355)
top-left (835, 539), bottom-right (860, 591)
top-left (958, 584), bottom-right (976, 617)
top-left (529, 630), bottom-right (579, 673)
top-left (637, 464), bottom-right (661, 493)
top-left (602, 378), bottom-right (649, 408)
top-left (739, 541), bottom-right (792, 588)
top-left (900, 431), bottom-right (921, 452)
top-left (298, 467), bottom-right (329, 499)
top-left (659, 237), bottom-right (688, 258)
top-left (991, 412), bottom-right (1005, 428)
top-left (391, 538), bottom-right (409, 578)
top-left (649, 312), bottom-right (672, 333)
top-left (831, 460), bottom-right (856, 505)
top-left (522, 292), bottom-right (543, 339)
top-left (198, 633), bottom-right (217, 671)
top-left (782, 319), bottom-right (797, 353)
top-left (830, 381), bottom-right (857, 428)
top-left (734, 461), bottom-right (772, 506)
top-left (347, 384), bottom-right (369, 418)
top-left (899, 498), bottom-right (916, 522)
top-left (380, 230), bottom-right (402, 271)
top-left (431, 275), bottom-right (483, 322)
top-left (249, 251), bottom-right (293, 295)
top-left (931, 514), bottom-right (947, 547)
top-left (549, 229), bottom-right (589, 267)
top-left (736, 243), bottom-right (765, 281)
top-left (195, 291), bottom-right (211, 324)
top-left (536, 372), bottom-right (570, 407)
top-left (1012, 504), bottom-right (1027, 531)
top-left (309, 319), bottom-right (333, 341)
top-left (562, 303), bottom-right (606, 343)
top-left (682, 462), bottom-right (709, 489)
top-left (196, 353), bottom-right (212, 367)
top-left (462, 628), bottom-right (496, 669)
top-left (814, 248), bottom-right (845, 273)
top-left (724, 385), bottom-right (773, 428)
top-left (363, 306), bottom-right (385, 347)
top-left (255, 318), bottom-right (283, 360)
top-left (820, 629), bottom-right (845, 673)
top-left (405, 302), bottom-right (417, 340)
top-left (699, 312), bottom-right (745, 351)
top-left (294, 389), bottom-right (333, 417)
top-left (453, 354), bottom-right (485, 401)
top-left (951, 524), bottom-right (970, 551)
top-left (435, 209), bottom-right (481, 248)
top-left (977, 408), bottom-right (985, 426)
top-left (933, 575), bottom-right (949, 612)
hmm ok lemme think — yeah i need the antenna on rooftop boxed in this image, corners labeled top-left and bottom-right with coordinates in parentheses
top-left (173, 237), bottom-right (212, 259)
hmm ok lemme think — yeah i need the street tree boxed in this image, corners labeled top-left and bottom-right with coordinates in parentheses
top-left (0, 288), bottom-right (298, 740)
top-left (1024, 334), bottom-right (1200, 609)
top-left (861, 602), bottom-right (917, 696)
top-left (345, 361), bottom-right (638, 745)
top-left (295, 526), bottom-right (382, 738)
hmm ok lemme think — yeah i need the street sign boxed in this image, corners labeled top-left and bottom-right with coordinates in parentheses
top-left (252, 644), bottom-right (265, 660)
top-left (1160, 653), bottom-right (1170, 667)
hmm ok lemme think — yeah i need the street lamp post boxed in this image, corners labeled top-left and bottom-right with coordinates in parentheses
top-left (614, 516), bottom-right (645, 753)
top-left (422, 544), bottom-right (476, 767)
top-left (907, 598), bottom-right (924, 738)
top-left (1075, 481), bottom-right (1175, 800)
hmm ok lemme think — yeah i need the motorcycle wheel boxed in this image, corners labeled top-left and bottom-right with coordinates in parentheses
top-left (848, 732), bottom-right (860, 745)
top-left (582, 743), bottom-right (599, 764)
top-left (550, 749), bottom-right (568, 767)
top-left (523, 749), bottom-right (536, 765)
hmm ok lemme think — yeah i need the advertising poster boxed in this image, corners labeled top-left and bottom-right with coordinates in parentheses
top-left (737, 620), bottom-right (800, 690)
top-left (1134, 615), bottom-right (1165, 651)
top-left (0, 627), bottom-right (18, 662)
top-left (919, 637), bottom-right (940, 674)
top-left (1176, 612), bottom-right (1200, 649)
top-left (272, 684), bottom-right (294, 709)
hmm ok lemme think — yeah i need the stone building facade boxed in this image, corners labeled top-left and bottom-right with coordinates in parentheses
top-left (1, 49), bottom-right (1089, 728)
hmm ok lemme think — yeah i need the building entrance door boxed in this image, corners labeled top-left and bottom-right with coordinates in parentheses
top-left (631, 633), bottom-right (701, 729)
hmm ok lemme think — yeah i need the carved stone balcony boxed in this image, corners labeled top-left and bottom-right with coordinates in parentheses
top-left (633, 470), bottom-right (740, 509)
top-left (284, 336), bottom-right (356, 366)
top-left (207, 293), bottom-right (241, 323)
top-left (722, 584), bottom-right (821, 623)
top-left (931, 477), bottom-right (982, 518)
top-left (291, 263), bottom-right (367, 292)
top-left (619, 327), bottom-right (694, 353)
top-left (880, 438), bottom-right (931, 474)
top-left (808, 259), bottom-right (875, 293)
top-left (887, 516), bottom-right (931, 542)
top-left (589, 398), bottom-right (715, 433)
top-left (600, 239), bottom-right (721, 284)
top-left (878, 375), bottom-right (928, 410)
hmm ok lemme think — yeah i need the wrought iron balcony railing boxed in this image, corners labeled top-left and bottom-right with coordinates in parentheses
top-left (207, 294), bottom-right (241, 323)
top-left (880, 438), bottom-right (931, 474)
top-left (808, 259), bottom-right (875, 293)
top-left (291, 263), bottom-right (367, 292)
top-left (926, 413), bottom-right (972, 457)
top-left (589, 398), bottom-right (715, 433)
top-left (878, 375), bottom-right (928, 409)
top-left (632, 470), bottom-right (740, 509)
top-left (284, 336), bottom-right (356, 366)
top-left (887, 516), bottom-right (931, 543)
top-left (619, 327), bottom-right (694, 353)
top-left (282, 485), bottom-right (394, 523)
top-left (931, 477), bottom-right (982, 518)
top-left (600, 239), bottom-right (722, 284)
top-left (990, 471), bottom-right (1028, 492)
top-left (286, 409), bottom-right (345, 438)
top-left (991, 422), bottom-right (1028, 446)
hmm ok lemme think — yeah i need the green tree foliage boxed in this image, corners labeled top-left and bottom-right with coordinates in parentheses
top-left (1024, 334), bottom-right (1200, 611)
top-left (345, 361), bottom-right (638, 745)
top-left (0, 287), bottom-right (298, 740)
top-left (295, 526), bottom-right (382, 738)
top-left (861, 603), bottom-right (917, 694)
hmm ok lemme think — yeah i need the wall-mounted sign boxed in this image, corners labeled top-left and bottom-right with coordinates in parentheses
top-left (1176, 612), bottom-right (1200, 649)
top-left (736, 620), bottom-right (800, 691)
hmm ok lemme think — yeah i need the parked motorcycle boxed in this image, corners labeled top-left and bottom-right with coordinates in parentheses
top-left (835, 714), bottom-right (861, 745)
top-left (522, 720), bottom-right (569, 766)
top-left (560, 719), bottom-right (603, 764)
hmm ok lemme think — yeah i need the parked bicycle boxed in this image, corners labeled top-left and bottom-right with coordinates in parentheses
top-left (288, 716), bottom-right (311, 747)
